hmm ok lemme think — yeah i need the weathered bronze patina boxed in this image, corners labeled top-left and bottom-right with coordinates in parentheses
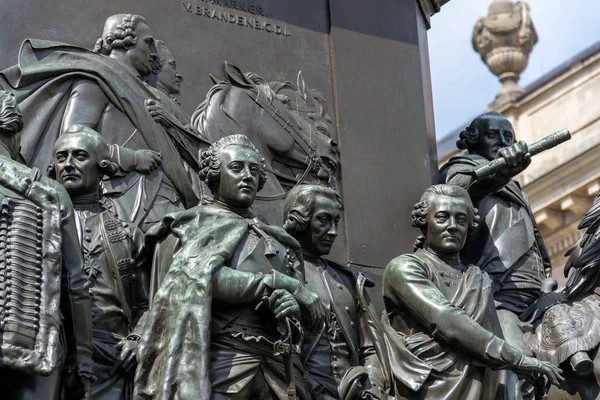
top-left (380, 184), bottom-right (562, 399)
top-left (439, 112), bottom-right (552, 363)
top-left (0, 14), bottom-right (200, 231)
top-left (283, 184), bottom-right (389, 399)
top-left (135, 135), bottom-right (326, 399)
top-left (524, 190), bottom-right (600, 399)
top-left (50, 125), bottom-right (149, 400)
top-left (191, 63), bottom-right (339, 226)
top-left (145, 39), bottom-right (207, 202)
top-left (152, 40), bottom-right (183, 104)
top-left (0, 91), bottom-right (93, 399)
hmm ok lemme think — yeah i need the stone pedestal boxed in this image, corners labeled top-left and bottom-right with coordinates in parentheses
top-left (0, 0), bottom-right (442, 283)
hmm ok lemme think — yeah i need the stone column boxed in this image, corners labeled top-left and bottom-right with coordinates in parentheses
top-left (328, 0), bottom-right (444, 285)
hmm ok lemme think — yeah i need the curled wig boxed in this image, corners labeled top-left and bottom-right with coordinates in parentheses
top-left (411, 184), bottom-right (479, 250)
top-left (199, 135), bottom-right (267, 195)
top-left (283, 184), bottom-right (342, 234)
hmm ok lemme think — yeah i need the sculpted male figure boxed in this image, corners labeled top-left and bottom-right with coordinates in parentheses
top-left (152, 40), bottom-right (184, 105)
top-left (0, 14), bottom-right (200, 230)
top-left (283, 185), bottom-right (388, 400)
top-left (146, 39), bottom-right (206, 200)
top-left (0, 91), bottom-right (93, 399)
top-left (50, 125), bottom-right (149, 400)
top-left (439, 112), bottom-right (551, 359)
top-left (381, 184), bottom-right (562, 399)
top-left (135, 135), bottom-right (326, 399)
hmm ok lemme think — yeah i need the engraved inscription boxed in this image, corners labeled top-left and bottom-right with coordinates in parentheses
top-left (194, 0), bottom-right (266, 16)
top-left (183, 2), bottom-right (291, 37)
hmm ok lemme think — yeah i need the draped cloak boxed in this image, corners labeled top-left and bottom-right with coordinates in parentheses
top-left (0, 39), bottom-right (199, 225)
top-left (133, 205), bottom-right (303, 399)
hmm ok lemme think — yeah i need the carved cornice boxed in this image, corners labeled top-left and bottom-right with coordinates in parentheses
top-left (418, 0), bottom-right (451, 29)
top-left (527, 150), bottom-right (600, 263)
top-left (525, 144), bottom-right (600, 213)
top-left (546, 220), bottom-right (581, 280)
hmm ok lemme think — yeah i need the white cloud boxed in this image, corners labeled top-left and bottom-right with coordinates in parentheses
top-left (429, 0), bottom-right (599, 140)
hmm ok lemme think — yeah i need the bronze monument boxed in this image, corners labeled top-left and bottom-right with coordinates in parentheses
top-left (523, 190), bottom-right (600, 399)
top-left (135, 135), bottom-right (326, 399)
top-left (145, 39), bottom-right (207, 203)
top-left (50, 125), bottom-right (150, 400)
top-left (0, 91), bottom-right (93, 399)
top-left (439, 112), bottom-right (552, 365)
top-left (0, 14), bottom-right (200, 231)
top-left (283, 184), bottom-right (389, 400)
top-left (191, 63), bottom-right (339, 226)
top-left (153, 40), bottom-right (183, 104)
top-left (380, 184), bottom-right (562, 399)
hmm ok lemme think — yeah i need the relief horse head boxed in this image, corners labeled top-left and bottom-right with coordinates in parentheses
top-left (191, 62), bottom-right (339, 225)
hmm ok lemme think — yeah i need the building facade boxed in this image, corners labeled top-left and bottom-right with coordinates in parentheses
top-left (438, 40), bottom-right (600, 284)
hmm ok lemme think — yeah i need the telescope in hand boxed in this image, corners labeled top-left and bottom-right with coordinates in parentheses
top-left (472, 128), bottom-right (571, 180)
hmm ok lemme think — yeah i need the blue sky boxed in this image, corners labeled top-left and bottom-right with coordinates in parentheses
top-left (428, 0), bottom-right (600, 140)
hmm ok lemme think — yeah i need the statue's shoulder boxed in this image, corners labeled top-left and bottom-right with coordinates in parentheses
top-left (442, 154), bottom-right (483, 169)
top-left (147, 204), bottom-right (249, 245)
top-left (26, 38), bottom-right (89, 52)
top-left (38, 175), bottom-right (71, 202)
top-left (0, 158), bottom-right (20, 199)
top-left (385, 253), bottom-right (431, 279)
top-left (440, 154), bottom-right (488, 183)
top-left (324, 257), bottom-right (369, 285)
top-left (251, 217), bottom-right (301, 251)
top-left (324, 257), bottom-right (350, 272)
top-left (448, 153), bottom-right (479, 162)
top-left (0, 157), bottom-right (70, 207)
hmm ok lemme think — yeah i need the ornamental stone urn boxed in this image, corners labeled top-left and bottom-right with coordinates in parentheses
top-left (472, 0), bottom-right (537, 108)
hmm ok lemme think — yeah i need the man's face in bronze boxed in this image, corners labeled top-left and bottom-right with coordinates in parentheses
top-left (473, 116), bottom-right (515, 161)
top-left (297, 194), bottom-right (340, 257)
top-left (127, 22), bottom-right (156, 77)
top-left (425, 195), bottom-right (470, 255)
top-left (215, 145), bottom-right (261, 209)
top-left (53, 135), bottom-right (101, 196)
top-left (158, 48), bottom-right (182, 94)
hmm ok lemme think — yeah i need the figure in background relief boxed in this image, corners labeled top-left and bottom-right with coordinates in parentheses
top-left (283, 184), bottom-right (389, 400)
top-left (50, 125), bottom-right (149, 400)
top-left (191, 63), bottom-right (339, 226)
top-left (380, 184), bottom-right (562, 400)
top-left (0, 91), bottom-right (93, 400)
top-left (135, 135), bottom-right (326, 399)
top-left (0, 14), bottom-right (200, 231)
top-left (151, 40), bottom-right (184, 105)
top-left (146, 39), bottom-right (207, 201)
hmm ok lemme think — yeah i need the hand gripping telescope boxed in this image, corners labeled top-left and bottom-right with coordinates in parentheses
top-left (472, 128), bottom-right (571, 180)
